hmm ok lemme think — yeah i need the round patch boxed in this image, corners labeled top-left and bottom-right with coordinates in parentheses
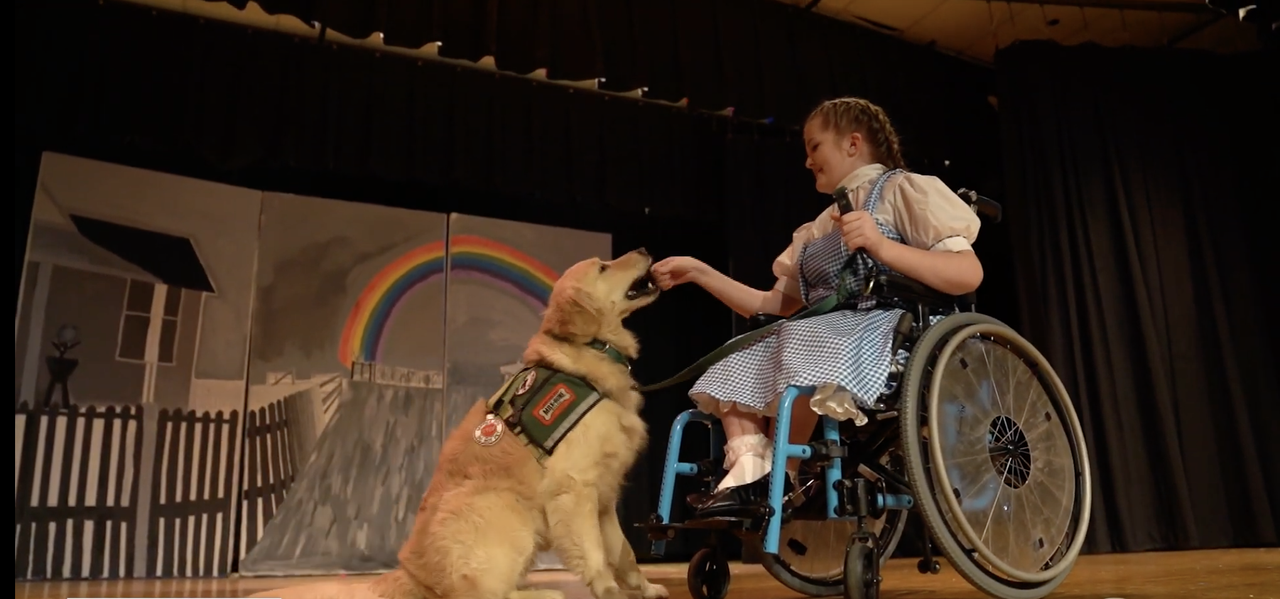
top-left (515, 370), bottom-right (537, 396)
top-left (473, 414), bottom-right (504, 446)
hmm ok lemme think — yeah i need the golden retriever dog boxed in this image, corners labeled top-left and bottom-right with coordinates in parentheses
top-left (250, 249), bottom-right (666, 599)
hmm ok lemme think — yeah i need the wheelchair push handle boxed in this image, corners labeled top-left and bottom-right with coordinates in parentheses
top-left (833, 184), bottom-right (1003, 222)
top-left (955, 188), bottom-right (1003, 223)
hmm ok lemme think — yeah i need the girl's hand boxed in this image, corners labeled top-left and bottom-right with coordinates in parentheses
top-left (650, 256), bottom-right (707, 290)
top-left (830, 209), bottom-right (888, 258)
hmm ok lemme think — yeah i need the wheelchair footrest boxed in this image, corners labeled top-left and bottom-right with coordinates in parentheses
top-left (637, 517), bottom-right (751, 541)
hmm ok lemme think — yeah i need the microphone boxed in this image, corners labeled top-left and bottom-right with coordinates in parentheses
top-left (831, 186), bottom-right (856, 215)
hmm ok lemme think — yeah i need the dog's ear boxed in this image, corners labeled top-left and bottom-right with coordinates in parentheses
top-left (540, 283), bottom-right (601, 341)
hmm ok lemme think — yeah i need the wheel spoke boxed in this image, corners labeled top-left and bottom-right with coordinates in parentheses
top-left (903, 315), bottom-right (1090, 593)
top-left (931, 332), bottom-right (1081, 578)
top-left (980, 342), bottom-right (1007, 414)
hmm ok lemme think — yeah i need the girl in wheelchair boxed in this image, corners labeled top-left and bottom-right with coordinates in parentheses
top-left (650, 97), bottom-right (985, 519)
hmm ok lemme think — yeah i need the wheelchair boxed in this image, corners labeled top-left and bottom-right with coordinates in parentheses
top-left (640, 193), bottom-right (1091, 599)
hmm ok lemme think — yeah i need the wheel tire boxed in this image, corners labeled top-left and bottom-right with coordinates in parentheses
top-left (687, 547), bottom-right (731, 599)
top-left (899, 312), bottom-right (1089, 599)
top-left (842, 542), bottom-right (879, 599)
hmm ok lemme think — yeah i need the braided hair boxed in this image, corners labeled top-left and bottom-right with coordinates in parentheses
top-left (805, 97), bottom-right (907, 171)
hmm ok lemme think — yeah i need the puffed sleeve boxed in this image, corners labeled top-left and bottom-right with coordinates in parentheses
top-left (771, 207), bottom-right (835, 299)
top-left (889, 173), bottom-right (981, 252)
top-left (770, 224), bottom-right (812, 300)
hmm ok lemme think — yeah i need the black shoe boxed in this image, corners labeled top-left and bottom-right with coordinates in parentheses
top-left (695, 474), bottom-right (797, 519)
top-left (685, 491), bottom-right (713, 509)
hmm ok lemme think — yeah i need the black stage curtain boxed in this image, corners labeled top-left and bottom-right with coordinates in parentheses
top-left (14, 0), bottom-right (1002, 564)
top-left (997, 41), bottom-right (1280, 554)
top-left (205, 0), bottom-right (994, 127)
top-left (15, 0), bottom-right (730, 227)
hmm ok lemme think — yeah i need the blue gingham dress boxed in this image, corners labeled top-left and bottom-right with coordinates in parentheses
top-left (689, 169), bottom-right (908, 415)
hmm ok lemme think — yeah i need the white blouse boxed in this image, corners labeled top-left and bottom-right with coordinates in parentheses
top-left (770, 163), bottom-right (982, 300)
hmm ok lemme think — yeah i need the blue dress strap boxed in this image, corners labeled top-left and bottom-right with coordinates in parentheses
top-left (862, 168), bottom-right (904, 215)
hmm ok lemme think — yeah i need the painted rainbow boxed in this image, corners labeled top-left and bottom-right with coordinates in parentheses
top-left (337, 234), bottom-right (560, 366)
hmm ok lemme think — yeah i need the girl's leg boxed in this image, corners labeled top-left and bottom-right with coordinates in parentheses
top-left (713, 391), bottom-right (819, 491)
top-left (696, 399), bottom-right (821, 517)
top-left (720, 405), bottom-right (766, 439)
top-left (714, 407), bottom-right (770, 491)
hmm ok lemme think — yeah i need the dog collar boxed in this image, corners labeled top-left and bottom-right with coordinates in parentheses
top-left (587, 339), bottom-right (631, 369)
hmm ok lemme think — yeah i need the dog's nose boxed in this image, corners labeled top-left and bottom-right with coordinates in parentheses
top-left (636, 247), bottom-right (650, 257)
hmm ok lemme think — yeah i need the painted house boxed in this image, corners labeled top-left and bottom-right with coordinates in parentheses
top-left (16, 211), bottom-right (214, 410)
top-left (14, 152), bottom-right (262, 415)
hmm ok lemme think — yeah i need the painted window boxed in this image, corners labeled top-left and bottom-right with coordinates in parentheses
top-left (116, 279), bottom-right (182, 365)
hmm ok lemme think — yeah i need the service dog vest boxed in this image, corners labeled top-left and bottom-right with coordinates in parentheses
top-left (480, 341), bottom-right (628, 464)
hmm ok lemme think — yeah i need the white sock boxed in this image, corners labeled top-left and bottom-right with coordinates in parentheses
top-left (715, 434), bottom-right (772, 491)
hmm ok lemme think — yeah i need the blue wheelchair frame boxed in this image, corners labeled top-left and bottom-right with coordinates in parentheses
top-left (649, 385), bottom-right (915, 559)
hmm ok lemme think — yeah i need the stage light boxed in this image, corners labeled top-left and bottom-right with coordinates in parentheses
top-left (1206, 0), bottom-right (1278, 28)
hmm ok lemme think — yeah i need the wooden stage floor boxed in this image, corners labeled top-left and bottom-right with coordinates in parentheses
top-left (15, 548), bottom-right (1276, 599)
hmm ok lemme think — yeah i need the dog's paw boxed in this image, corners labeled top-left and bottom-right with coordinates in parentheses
top-left (639, 582), bottom-right (669, 599)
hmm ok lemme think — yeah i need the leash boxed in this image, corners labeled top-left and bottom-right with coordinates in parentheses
top-left (637, 180), bottom-right (890, 393)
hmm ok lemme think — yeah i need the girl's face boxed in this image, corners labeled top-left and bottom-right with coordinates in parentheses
top-left (803, 118), bottom-right (868, 194)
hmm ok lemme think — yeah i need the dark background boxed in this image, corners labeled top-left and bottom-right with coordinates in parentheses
top-left (15, 0), bottom-right (1278, 567)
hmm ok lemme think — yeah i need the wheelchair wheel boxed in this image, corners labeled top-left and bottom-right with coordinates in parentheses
top-left (756, 449), bottom-right (908, 597)
top-left (900, 313), bottom-right (1092, 599)
top-left (687, 547), bottom-right (731, 599)
top-left (842, 541), bottom-right (880, 599)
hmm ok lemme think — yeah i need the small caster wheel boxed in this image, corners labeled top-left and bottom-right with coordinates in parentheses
top-left (916, 558), bottom-right (942, 574)
top-left (687, 547), bottom-right (731, 599)
top-left (843, 542), bottom-right (881, 599)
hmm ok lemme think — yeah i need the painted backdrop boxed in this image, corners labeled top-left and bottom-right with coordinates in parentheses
top-left (236, 193), bottom-right (449, 575)
top-left (14, 152), bottom-right (261, 580)
top-left (238, 207), bottom-right (610, 575)
top-left (15, 153), bottom-right (613, 580)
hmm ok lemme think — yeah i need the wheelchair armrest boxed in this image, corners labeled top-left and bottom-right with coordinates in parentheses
top-left (748, 312), bottom-right (786, 331)
top-left (868, 272), bottom-right (975, 311)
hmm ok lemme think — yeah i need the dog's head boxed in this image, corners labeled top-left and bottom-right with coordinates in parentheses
top-left (539, 248), bottom-right (660, 348)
